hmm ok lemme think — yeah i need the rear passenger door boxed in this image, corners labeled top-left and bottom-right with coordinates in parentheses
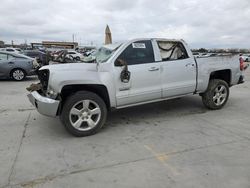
top-left (114, 40), bottom-right (162, 106)
top-left (157, 41), bottom-right (197, 98)
top-left (0, 53), bottom-right (11, 77)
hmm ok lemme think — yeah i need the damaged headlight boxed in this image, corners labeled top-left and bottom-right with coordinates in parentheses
top-left (46, 88), bottom-right (58, 99)
top-left (37, 69), bottom-right (50, 91)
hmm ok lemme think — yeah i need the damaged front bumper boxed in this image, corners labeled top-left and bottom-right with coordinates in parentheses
top-left (27, 91), bottom-right (60, 117)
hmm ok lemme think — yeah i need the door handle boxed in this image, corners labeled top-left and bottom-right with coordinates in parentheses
top-left (148, 67), bottom-right (160, 71)
top-left (8, 62), bottom-right (14, 64)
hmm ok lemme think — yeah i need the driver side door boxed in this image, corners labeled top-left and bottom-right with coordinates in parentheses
top-left (114, 40), bottom-right (162, 107)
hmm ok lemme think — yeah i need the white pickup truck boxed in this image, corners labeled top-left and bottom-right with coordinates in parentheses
top-left (27, 38), bottom-right (245, 137)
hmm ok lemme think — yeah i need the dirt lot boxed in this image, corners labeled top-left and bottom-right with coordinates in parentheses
top-left (1, 69), bottom-right (250, 188)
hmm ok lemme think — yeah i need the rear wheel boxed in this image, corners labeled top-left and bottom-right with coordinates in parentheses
top-left (60, 91), bottom-right (107, 137)
top-left (11, 69), bottom-right (26, 81)
top-left (202, 79), bottom-right (229, 110)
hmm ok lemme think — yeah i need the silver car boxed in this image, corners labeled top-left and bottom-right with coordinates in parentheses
top-left (0, 51), bottom-right (38, 81)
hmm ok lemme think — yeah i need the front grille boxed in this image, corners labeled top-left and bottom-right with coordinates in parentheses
top-left (37, 69), bottom-right (49, 92)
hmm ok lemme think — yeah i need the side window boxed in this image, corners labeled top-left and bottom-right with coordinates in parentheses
top-left (27, 52), bottom-right (35, 57)
top-left (68, 52), bottom-right (76, 55)
top-left (157, 41), bottom-right (189, 61)
top-left (8, 55), bottom-right (15, 60)
top-left (118, 40), bottom-right (155, 65)
top-left (0, 53), bottom-right (8, 61)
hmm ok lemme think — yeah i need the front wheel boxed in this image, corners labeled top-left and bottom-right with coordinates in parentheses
top-left (11, 69), bottom-right (26, 81)
top-left (202, 79), bottom-right (229, 110)
top-left (60, 91), bottom-right (107, 137)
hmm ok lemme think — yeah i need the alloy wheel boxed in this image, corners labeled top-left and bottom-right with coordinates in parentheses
top-left (213, 85), bottom-right (227, 106)
top-left (69, 100), bottom-right (101, 131)
top-left (12, 69), bottom-right (25, 80)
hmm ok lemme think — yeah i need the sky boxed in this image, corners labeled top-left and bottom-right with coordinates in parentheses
top-left (0, 0), bottom-right (249, 48)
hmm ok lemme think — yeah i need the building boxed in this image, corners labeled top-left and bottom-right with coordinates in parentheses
top-left (31, 41), bottom-right (78, 49)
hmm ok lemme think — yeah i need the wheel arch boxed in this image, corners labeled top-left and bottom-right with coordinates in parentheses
top-left (209, 69), bottom-right (231, 86)
top-left (59, 84), bottom-right (111, 114)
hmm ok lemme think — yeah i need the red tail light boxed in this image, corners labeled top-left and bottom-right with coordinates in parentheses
top-left (240, 57), bottom-right (244, 71)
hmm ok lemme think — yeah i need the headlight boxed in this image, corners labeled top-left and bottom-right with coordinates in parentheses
top-left (37, 69), bottom-right (50, 91)
top-left (46, 89), bottom-right (58, 99)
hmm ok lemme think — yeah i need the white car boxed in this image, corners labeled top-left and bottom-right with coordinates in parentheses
top-left (0, 48), bottom-right (21, 54)
top-left (67, 50), bottom-right (84, 61)
top-left (242, 54), bottom-right (250, 62)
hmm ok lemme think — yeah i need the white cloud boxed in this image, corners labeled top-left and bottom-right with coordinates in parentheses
top-left (0, 0), bottom-right (249, 48)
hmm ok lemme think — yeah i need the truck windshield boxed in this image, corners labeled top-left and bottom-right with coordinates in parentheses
top-left (83, 44), bottom-right (122, 63)
top-left (94, 47), bottom-right (114, 63)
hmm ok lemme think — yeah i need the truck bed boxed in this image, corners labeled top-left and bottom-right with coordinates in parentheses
top-left (196, 55), bottom-right (241, 92)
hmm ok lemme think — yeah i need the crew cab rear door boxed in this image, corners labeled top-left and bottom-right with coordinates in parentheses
top-left (114, 40), bottom-right (161, 107)
top-left (156, 40), bottom-right (197, 98)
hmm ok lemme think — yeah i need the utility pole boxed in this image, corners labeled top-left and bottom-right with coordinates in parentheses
top-left (24, 39), bottom-right (27, 50)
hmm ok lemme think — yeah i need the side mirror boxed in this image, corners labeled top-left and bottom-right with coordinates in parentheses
top-left (115, 59), bottom-right (131, 83)
top-left (120, 69), bottom-right (131, 83)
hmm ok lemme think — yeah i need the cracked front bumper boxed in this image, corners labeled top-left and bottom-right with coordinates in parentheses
top-left (27, 91), bottom-right (60, 117)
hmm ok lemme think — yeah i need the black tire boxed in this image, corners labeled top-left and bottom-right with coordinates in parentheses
top-left (201, 79), bottom-right (229, 110)
top-left (11, 68), bottom-right (26, 81)
top-left (60, 91), bottom-right (107, 137)
top-left (75, 56), bottom-right (80, 61)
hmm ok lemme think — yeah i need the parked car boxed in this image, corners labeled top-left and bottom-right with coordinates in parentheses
top-left (84, 49), bottom-right (97, 57)
top-left (0, 51), bottom-right (38, 81)
top-left (192, 52), bottom-right (200, 58)
top-left (67, 50), bottom-right (84, 60)
top-left (23, 50), bottom-right (49, 66)
top-left (14, 48), bottom-right (22, 53)
top-left (27, 38), bottom-right (244, 137)
top-left (0, 47), bottom-right (21, 54)
top-left (242, 54), bottom-right (250, 62)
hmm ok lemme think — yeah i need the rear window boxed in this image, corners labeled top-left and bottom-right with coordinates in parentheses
top-left (157, 41), bottom-right (189, 61)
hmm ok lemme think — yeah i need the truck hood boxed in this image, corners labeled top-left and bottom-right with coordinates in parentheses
top-left (38, 63), bottom-right (102, 93)
top-left (40, 63), bottom-right (97, 72)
